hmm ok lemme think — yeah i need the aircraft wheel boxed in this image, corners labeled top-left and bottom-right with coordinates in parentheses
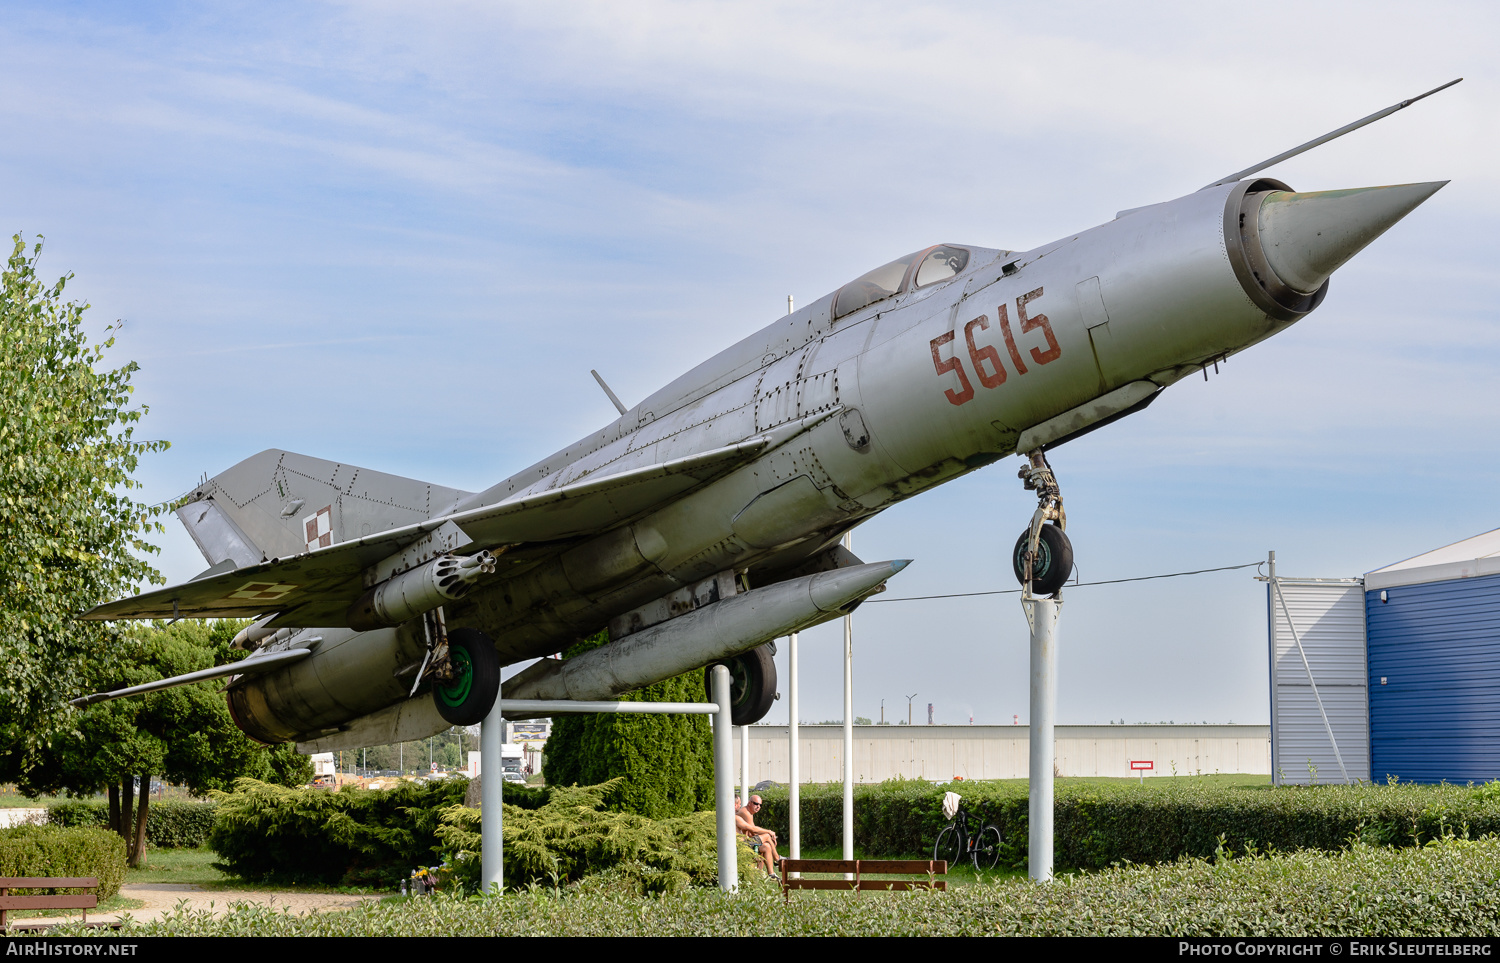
top-left (1011, 523), bottom-right (1073, 597)
top-left (433, 628), bottom-right (501, 726)
top-left (703, 643), bottom-right (778, 726)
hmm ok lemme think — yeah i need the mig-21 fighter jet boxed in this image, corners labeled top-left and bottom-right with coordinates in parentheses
top-left (76, 82), bottom-right (1456, 754)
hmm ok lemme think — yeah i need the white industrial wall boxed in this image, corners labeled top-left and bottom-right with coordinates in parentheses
top-left (732, 724), bottom-right (1269, 784)
top-left (1268, 578), bottom-right (1370, 784)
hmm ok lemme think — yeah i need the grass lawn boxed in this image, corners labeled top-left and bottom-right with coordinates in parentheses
top-left (127, 846), bottom-right (379, 894)
top-left (127, 847), bottom-right (231, 887)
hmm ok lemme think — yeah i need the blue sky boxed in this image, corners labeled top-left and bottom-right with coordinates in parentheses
top-left (3, 1), bottom-right (1495, 727)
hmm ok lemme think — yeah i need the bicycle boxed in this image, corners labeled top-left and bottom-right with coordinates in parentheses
top-left (933, 808), bottom-right (1003, 871)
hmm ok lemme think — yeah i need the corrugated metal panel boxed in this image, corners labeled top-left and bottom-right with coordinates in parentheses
top-left (1270, 580), bottom-right (1369, 784)
top-left (1271, 686), bottom-right (1369, 784)
top-left (1367, 572), bottom-right (1500, 784)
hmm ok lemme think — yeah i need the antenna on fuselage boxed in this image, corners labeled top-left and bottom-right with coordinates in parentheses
top-left (590, 369), bottom-right (628, 416)
top-left (1201, 78), bottom-right (1462, 191)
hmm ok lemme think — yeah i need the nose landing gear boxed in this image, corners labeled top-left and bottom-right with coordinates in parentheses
top-left (1013, 448), bottom-right (1068, 882)
top-left (1012, 450), bottom-right (1073, 598)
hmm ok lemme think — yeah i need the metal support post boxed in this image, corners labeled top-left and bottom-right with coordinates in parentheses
top-left (480, 684), bottom-right (504, 895)
top-left (788, 631), bottom-right (800, 862)
top-left (1024, 595), bottom-right (1060, 883)
top-left (712, 664), bottom-right (737, 892)
top-left (741, 724), bottom-right (750, 804)
top-left (842, 534), bottom-right (854, 866)
top-left (1267, 550), bottom-right (1278, 785)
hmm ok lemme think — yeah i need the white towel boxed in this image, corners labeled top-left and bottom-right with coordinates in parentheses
top-left (942, 791), bottom-right (962, 821)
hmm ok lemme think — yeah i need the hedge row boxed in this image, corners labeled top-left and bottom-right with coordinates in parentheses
top-left (0, 826), bottom-right (126, 901)
top-left (753, 777), bottom-right (1500, 868)
top-left (57, 833), bottom-right (1500, 936)
top-left (47, 800), bottom-right (218, 849)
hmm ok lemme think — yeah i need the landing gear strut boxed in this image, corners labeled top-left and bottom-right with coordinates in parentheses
top-left (1012, 450), bottom-right (1073, 598)
top-left (1013, 448), bottom-right (1068, 883)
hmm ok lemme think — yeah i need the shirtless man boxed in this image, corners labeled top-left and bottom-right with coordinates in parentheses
top-left (739, 794), bottom-right (781, 878)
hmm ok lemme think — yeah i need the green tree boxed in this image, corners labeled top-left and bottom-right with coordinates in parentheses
top-left (543, 633), bottom-right (714, 818)
top-left (0, 234), bottom-right (168, 767)
top-left (20, 620), bottom-right (312, 865)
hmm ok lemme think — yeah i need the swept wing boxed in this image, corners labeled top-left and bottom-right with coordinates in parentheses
top-left (83, 435), bottom-right (780, 624)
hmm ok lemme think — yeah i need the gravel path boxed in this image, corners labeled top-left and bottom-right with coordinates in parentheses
top-left (18, 882), bottom-right (381, 929)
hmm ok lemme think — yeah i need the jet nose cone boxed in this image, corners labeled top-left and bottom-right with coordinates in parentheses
top-left (1258, 181), bottom-right (1447, 294)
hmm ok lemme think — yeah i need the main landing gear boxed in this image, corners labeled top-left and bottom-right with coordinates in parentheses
top-left (414, 605), bottom-right (500, 726)
top-left (1012, 450), bottom-right (1073, 598)
top-left (704, 642), bottom-right (778, 726)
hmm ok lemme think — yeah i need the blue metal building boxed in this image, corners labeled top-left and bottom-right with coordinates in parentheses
top-left (1364, 529), bottom-right (1500, 784)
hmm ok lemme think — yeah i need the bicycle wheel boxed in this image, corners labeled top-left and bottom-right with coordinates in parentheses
top-left (933, 825), bottom-right (962, 869)
top-left (972, 825), bottom-right (1003, 872)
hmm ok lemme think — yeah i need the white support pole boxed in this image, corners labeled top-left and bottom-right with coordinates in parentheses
top-left (1024, 596), bottom-right (1060, 883)
top-left (741, 724), bottom-right (750, 805)
top-left (712, 664), bottom-right (737, 892)
top-left (480, 685), bottom-right (504, 895)
top-left (842, 534), bottom-right (855, 865)
top-left (788, 631), bottom-right (800, 861)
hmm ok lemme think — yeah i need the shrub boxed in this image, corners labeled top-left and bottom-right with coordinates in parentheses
top-left (208, 777), bottom-right (545, 888)
top-left (47, 799), bottom-right (218, 849)
top-left (0, 825), bottom-right (126, 900)
top-left (435, 779), bottom-right (757, 894)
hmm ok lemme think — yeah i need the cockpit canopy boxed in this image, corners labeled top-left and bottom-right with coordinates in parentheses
top-left (832, 244), bottom-right (970, 321)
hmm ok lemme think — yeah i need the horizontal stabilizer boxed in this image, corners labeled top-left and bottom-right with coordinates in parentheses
top-left (70, 648), bottom-right (312, 706)
top-left (83, 431), bottom-right (792, 624)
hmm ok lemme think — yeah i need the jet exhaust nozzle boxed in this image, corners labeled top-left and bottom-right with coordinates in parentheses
top-left (503, 559), bottom-right (911, 706)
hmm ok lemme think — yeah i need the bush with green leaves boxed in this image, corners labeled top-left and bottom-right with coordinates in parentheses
top-left (53, 833), bottom-right (1500, 936)
top-left (435, 779), bottom-right (757, 894)
top-left (754, 777), bottom-right (1500, 868)
top-left (48, 799), bottom-right (218, 849)
top-left (0, 825), bottom-right (126, 901)
top-left (208, 777), bottom-right (544, 888)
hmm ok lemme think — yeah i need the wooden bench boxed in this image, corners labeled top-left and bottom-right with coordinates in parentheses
top-left (0, 877), bottom-right (103, 932)
top-left (779, 859), bottom-right (946, 899)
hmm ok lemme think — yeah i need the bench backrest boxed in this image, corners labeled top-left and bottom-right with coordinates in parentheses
top-left (0, 878), bottom-right (100, 928)
top-left (779, 860), bottom-right (946, 895)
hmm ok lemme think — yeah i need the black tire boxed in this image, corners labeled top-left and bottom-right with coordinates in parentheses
top-left (702, 644), bottom-right (778, 726)
top-left (973, 825), bottom-right (1003, 872)
top-left (933, 825), bottom-right (962, 869)
top-left (433, 628), bottom-right (500, 726)
top-left (1012, 523), bottom-right (1073, 597)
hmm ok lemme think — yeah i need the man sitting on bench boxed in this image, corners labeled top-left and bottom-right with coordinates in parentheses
top-left (737, 794), bottom-right (782, 880)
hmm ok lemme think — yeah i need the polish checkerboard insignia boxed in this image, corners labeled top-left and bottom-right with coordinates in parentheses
top-left (224, 582), bottom-right (298, 602)
top-left (302, 506), bottom-right (333, 552)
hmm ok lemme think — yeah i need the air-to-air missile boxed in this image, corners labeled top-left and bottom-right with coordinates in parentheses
top-left (77, 82), bottom-right (1457, 753)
